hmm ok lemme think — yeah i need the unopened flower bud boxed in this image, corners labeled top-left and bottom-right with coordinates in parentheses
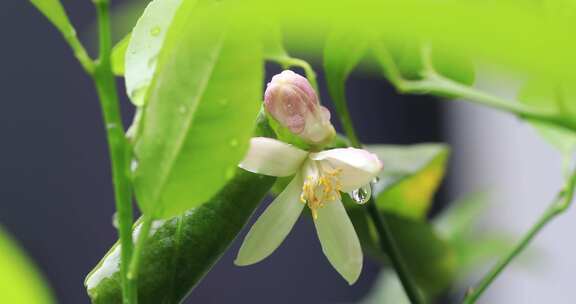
top-left (264, 70), bottom-right (335, 146)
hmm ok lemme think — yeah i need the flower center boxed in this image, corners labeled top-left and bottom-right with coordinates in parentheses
top-left (300, 165), bottom-right (342, 220)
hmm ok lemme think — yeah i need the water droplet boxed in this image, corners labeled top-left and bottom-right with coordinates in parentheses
top-left (350, 184), bottom-right (371, 205)
top-left (179, 105), bottom-right (187, 114)
top-left (150, 26), bottom-right (161, 37)
top-left (372, 177), bottom-right (380, 183)
top-left (131, 159), bottom-right (139, 172)
top-left (106, 123), bottom-right (117, 130)
top-left (147, 55), bottom-right (158, 68)
top-left (224, 167), bottom-right (235, 180)
top-left (229, 139), bottom-right (239, 147)
top-left (218, 99), bottom-right (229, 106)
top-left (112, 212), bottom-right (119, 228)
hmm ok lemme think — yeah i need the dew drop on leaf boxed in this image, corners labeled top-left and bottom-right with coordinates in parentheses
top-left (229, 139), bottom-right (239, 147)
top-left (131, 159), bottom-right (139, 172)
top-left (179, 105), bottom-right (187, 114)
top-left (350, 184), bottom-right (371, 205)
top-left (149, 26), bottom-right (161, 37)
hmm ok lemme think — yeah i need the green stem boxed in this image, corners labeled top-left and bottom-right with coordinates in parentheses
top-left (93, 1), bottom-right (135, 303)
top-left (63, 29), bottom-right (94, 74)
top-left (331, 80), bottom-right (424, 304)
top-left (462, 167), bottom-right (576, 303)
top-left (372, 42), bottom-right (576, 134)
top-left (127, 215), bottom-right (153, 301)
top-left (366, 199), bottom-right (425, 304)
top-left (270, 56), bottom-right (319, 93)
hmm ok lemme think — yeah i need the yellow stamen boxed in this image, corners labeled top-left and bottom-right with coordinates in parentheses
top-left (300, 167), bottom-right (342, 220)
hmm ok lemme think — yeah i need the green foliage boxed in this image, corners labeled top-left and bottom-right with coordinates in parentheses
top-left (111, 34), bottom-right (129, 76)
top-left (368, 144), bottom-right (450, 220)
top-left (434, 193), bottom-right (514, 278)
top-left (387, 40), bottom-right (475, 86)
top-left (86, 114), bottom-right (276, 303)
top-left (518, 79), bottom-right (576, 155)
top-left (132, 0), bottom-right (264, 218)
top-left (29, 0), bottom-right (74, 36)
top-left (124, 0), bottom-right (183, 107)
top-left (348, 207), bottom-right (456, 297)
top-left (0, 226), bottom-right (55, 304)
top-left (86, 169), bottom-right (275, 304)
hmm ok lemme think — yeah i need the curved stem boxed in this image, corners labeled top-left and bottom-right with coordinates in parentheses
top-left (93, 1), bottom-right (135, 303)
top-left (462, 167), bottom-right (576, 303)
top-left (127, 215), bottom-right (153, 303)
top-left (372, 42), bottom-right (576, 134)
top-left (331, 79), bottom-right (424, 304)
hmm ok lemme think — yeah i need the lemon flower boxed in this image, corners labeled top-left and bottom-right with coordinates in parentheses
top-left (235, 137), bottom-right (382, 284)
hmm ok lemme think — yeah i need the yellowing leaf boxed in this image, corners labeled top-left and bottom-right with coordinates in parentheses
top-left (368, 144), bottom-right (449, 220)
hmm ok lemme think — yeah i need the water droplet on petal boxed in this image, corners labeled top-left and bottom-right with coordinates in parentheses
top-left (350, 184), bottom-right (371, 205)
top-left (150, 26), bottom-right (161, 37)
top-left (372, 177), bottom-right (380, 183)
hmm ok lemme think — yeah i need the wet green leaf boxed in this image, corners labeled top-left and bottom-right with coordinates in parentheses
top-left (86, 115), bottom-right (276, 304)
top-left (368, 144), bottom-right (450, 220)
top-left (0, 226), bottom-right (55, 304)
top-left (133, 0), bottom-right (264, 218)
top-left (124, 0), bottom-right (183, 106)
top-left (518, 79), bottom-right (576, 154)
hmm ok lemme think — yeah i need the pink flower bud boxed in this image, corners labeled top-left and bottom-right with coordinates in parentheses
top-left (264, 70), bottom-right (335, 145)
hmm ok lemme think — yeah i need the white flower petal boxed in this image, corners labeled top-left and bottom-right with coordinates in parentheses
top-left (311, 148), bottom-right (382, 192)
top-left (314, 199), bottom-right (363, 285)
top-left (239, 137), bottom-right (308, 177)
top-left (235, 174), bottom-right (305, 266)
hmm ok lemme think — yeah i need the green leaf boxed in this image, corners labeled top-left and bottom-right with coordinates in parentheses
top-left (0, 226), bottom-right (55, 304)
top-left (324, 30), bottom-right (369, 138)
top-left (518, 79), bottom-right (576, 154)
top-left (29, 0), bottom-right (74, 36)
top-left (348, 207), bottom-right (456, 297)
top-left (386, 40), bottom-right (475, 86)
top-left (434, 193), bottom-right (514, 278)
top-left (86, 116), bottom-right (276, 304)
top-left (111, 34), bottom-right (130, 76)
top-left (133, 1), bottom-right (264, 218)
top-left (360, 271), bottom-right (411, 304)
top-left (368, 144), bottom-right (450, 220)
top-left (124, 0), bottom-right (183, 106)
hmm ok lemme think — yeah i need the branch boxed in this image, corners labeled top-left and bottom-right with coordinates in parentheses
top-left (371, 42), bottom-right (576, 134)
top-left (462, 166), bottom-right (576, 303)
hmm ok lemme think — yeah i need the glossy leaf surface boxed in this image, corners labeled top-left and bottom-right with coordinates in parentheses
top-left (86, 116), bottom-right (276, 304)
top-left (133, 0), bottom-right (263, 218)
top-left (124, 0), bottom-right (183, 106)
